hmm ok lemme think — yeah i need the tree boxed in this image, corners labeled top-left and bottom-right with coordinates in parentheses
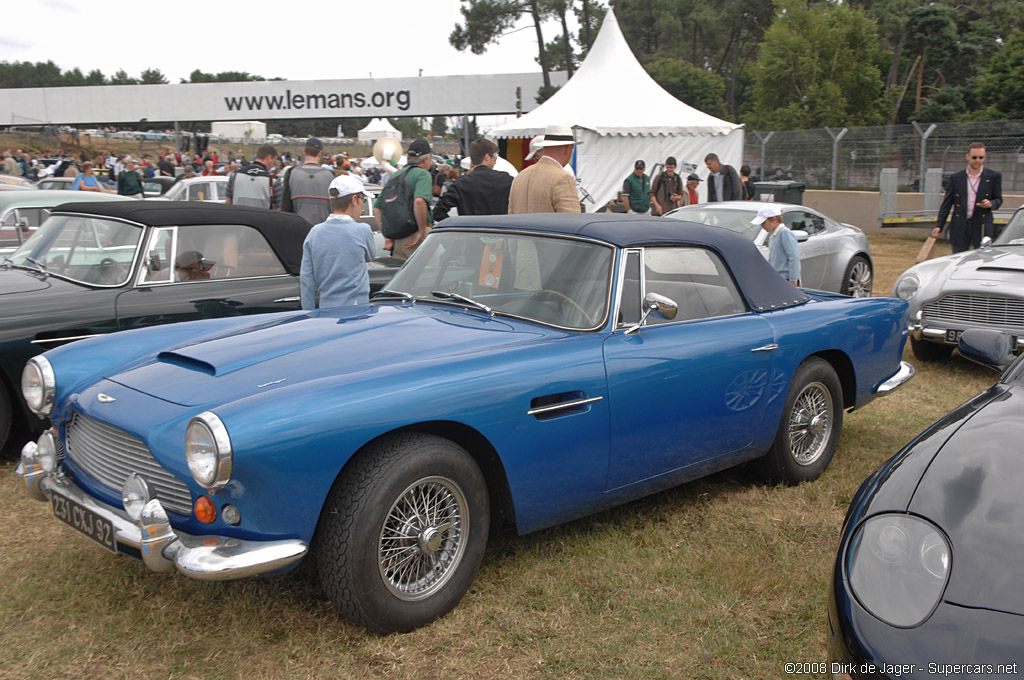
top-left (644, 58), bottom-right (729, 120)
top-left (572, 0), bottom-right (605, 56)
top-left (110, 69), bottom-right (138, 85)
top-left (750, 1), bottom-right (886, 129)
top-left (431, 116), bottom-right (449, 137)
top-left (450, 0), bottom-right (553, 97)
top-left (393, 118), bottom-right (424, 140)
top-left (186, 70), bottom-right (266, 83)
top-left (972, 29), bottom-right (1024, 119)
top-left (615, 0), bottom-right (775, 120)
top-left (0, 60), bottom-right (64, 88)
top-left (139, 68), bottom-right (168, 85)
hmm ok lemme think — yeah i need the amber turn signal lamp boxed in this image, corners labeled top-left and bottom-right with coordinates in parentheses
top-left (194, 495), bottom-right (217, 524)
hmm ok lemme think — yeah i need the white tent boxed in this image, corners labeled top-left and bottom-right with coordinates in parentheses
top-left (357, 118), bottom-right (402, 143)
top-left (489, 10), bottom-right (743, 210)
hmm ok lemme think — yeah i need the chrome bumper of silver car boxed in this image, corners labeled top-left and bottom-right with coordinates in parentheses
top-left (910, 322), bottom-right (1024, 349)
top-left (875, 361), bottom-right (916, 396)
top-left (16, 441), bottom-right (307, 581)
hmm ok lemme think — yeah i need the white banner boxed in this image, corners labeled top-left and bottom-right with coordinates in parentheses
top-left (0, 73), bottom-right (567, 125)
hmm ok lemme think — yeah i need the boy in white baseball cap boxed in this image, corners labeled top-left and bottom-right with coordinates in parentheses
top-left (300, 175), bottom-right (377, 309)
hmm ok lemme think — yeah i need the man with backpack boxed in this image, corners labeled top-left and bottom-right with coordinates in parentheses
top-left (704, 153), bottom-right (743, 202)
top-left (373, 138), bottom-right (434, 261)
top-left (648, 156), bottom-right (684, 215)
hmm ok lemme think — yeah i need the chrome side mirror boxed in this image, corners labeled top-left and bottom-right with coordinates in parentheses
top-left (147, 252), bottom-right (163, 272)
top-left (625, 292), bottom-right (678, 334)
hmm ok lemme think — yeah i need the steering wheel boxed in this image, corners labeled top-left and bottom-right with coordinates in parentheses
top-left (530, 289), bottom-right (595, 327)
top-left (97, 257), bottom-right (126, 283)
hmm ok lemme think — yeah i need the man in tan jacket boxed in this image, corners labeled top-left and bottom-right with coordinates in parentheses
top-left (508, 125), bottom-right (582, 214)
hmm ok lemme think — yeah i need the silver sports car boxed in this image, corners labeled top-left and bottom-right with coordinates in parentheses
top-left (665, 201), bottom-right (873, 297)
top-left (894, 206), bottom-right (1024, 361)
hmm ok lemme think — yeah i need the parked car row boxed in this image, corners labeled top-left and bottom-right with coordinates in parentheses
top-left (8, 194), bottom-right (1020, 663)
top-left (12, 210), bottom-right (914, 635)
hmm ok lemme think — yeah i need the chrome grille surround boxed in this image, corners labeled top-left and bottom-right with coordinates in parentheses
top-left (922, 294), bottom-right (1024, 331)
top-left (66, 412), bottom-right (192, 516)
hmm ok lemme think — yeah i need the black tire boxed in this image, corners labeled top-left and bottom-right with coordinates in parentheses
top-left (756, 358), bottom-right (843, 485)
top-left (316, 433), bottom-right (489, 634)
top-left (840, 255), bottom-right (873, 297)
top-left (910, 336), bottom-right (953, 362)
top-left (0, 385), bottom-right (11, 454)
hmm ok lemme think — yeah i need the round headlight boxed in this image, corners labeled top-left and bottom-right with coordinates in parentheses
top-left (185, 412), bottom-right (232, 491)
top-left (122, 473), bottom-right (152, 521)
top-left (847, 514), bottom-right (950, 627)
top-left (35, 431), bottom-right (58, 473)
top-left (893, 274), bottom-right (920, 301)
top-left (21, 356), bottom-right (56, 416)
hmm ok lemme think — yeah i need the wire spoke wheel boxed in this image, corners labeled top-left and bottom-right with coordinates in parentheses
top-left (788, 381), bottom-right (833, 466)
top-left (379, 476), bottom-right (468, 601)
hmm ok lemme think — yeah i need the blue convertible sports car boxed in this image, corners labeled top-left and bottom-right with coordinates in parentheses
top-left (17, 214), bottom-right (914, 633)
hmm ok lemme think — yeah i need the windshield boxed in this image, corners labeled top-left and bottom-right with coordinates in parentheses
top-left (995, 210), bottom-right (1024, 246)
top-left (665, 206), bottom-right (762, 241)
top-left (384, 230), bottom-right (614, 330)
top-left (7, 214), bottom-right (143, 285)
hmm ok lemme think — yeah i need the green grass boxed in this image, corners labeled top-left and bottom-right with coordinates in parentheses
top-left (0, 233), bottom-right (995, 679)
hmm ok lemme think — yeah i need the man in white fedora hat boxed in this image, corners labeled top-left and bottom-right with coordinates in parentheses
top-left (508, 124), bottom-right (582, 214)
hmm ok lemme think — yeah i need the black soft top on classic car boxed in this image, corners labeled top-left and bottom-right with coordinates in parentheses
top-left (436, 213), bottom-right (809, 312)
top-left (52, 201), bottom-right (313, 275)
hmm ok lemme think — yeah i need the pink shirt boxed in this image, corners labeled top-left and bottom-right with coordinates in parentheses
top-left (967, 170), bottom-right (982, 218)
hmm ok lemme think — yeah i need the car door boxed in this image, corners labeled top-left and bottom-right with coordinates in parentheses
top-left (603, 247), bottom-right (777, 489)
top-left (115, 223), bottom-right (302, 330)
top-left (784, 209), bottom-right (832, 290)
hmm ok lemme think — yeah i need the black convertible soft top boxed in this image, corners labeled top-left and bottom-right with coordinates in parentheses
top-left (52, 201), bottom-right (312, 275)
top-left (435, 213), bottom-right (809, 312)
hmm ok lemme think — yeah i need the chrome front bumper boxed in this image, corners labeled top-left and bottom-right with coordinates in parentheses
top-left (909, 317), bottom-right (1024, 349)
top-left (875, 361), bottom-right (916, 396)
top-left (16, 441), bottom-right (307, 581)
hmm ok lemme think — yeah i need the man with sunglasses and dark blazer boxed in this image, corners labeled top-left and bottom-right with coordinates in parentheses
top-left (931, 143), bottom-right (1002, 253)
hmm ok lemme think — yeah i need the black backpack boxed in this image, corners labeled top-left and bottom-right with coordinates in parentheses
top-left (379, 167), bottom-right (419, 239)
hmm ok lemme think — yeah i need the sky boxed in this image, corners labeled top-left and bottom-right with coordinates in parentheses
top-left (2, 1), bottom-right (559, 85)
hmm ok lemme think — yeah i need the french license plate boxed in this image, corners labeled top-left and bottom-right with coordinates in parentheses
top-left (945, 329), bottom-right (964, 344)
top-left (52, 492), bottom-right (117, 553)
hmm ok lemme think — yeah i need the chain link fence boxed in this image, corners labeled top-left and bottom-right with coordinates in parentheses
top-left (744, 120), bottom-right (1024, 193)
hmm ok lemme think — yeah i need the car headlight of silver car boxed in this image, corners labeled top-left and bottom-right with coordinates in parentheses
top-left (893, 273), bottom-right (920, 301)
top-left (185, 412), bottom-right (233, 491)
top-left (21, 356), bottom-right (56, 417)
top-left (847, 514), bottom-right (951, 627)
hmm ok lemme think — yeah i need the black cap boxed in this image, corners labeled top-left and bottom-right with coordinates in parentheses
top-left (408, 138), bottom-right (432, 158)
top-left (305, 137), bottom-right (323, 151)
top-left (634, 160), bottom-right (645, 169)
top-left (687, 173), bottom-right (701, 182)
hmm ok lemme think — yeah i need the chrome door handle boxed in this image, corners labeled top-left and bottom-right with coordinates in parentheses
top-left (273, 296), bottom-right (300, 303)
top-left (752, 344), bottom-right (779, 352)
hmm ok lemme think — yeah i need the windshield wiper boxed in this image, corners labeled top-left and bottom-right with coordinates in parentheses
top-left (372, 289), bottom-right (414, 301)
top-left (24, 256), bottom-right (49, 279)
top-left (430, 290), bottom-right (493, 316)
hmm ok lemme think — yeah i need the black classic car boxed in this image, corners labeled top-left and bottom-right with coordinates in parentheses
top-left (829, 329), bottom-right (1024, 676)
top-left (0, 201), bottom-right (321, 451)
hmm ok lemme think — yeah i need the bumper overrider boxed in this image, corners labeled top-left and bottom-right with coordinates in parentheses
top-left (875, 361), bottom-right (915, 395)
top-left (16, 439), bottom-right (307, 580)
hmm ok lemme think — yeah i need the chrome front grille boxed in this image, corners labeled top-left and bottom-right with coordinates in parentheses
top-left (922, 294), bottom-right (1024, 330)
top-left (66, 413), bottom-right (192, 516)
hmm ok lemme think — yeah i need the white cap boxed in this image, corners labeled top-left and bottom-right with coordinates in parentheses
top-left (750, 205), bottom-right (783, 226)
top-left (524, 134), bottom-right (544, 161)
top-left (329, 174), bottom-right (372, 199)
